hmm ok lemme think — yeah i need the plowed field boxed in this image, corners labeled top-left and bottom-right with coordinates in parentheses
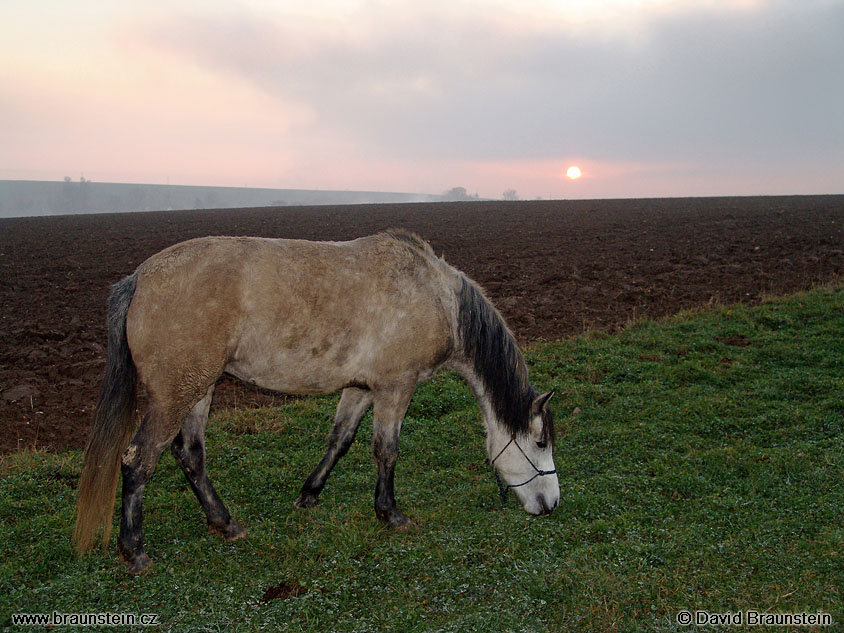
top-left (2, 195), bottom-right (842, 453)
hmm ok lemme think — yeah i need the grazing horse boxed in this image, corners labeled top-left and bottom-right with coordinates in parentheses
top-left (74, 230), bottom-right (559, 574)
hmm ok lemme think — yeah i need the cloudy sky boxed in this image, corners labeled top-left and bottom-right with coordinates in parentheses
top-left (1, 0), bottom-right (842, 199)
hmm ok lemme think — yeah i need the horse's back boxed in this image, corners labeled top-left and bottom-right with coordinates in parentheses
top-left (127, 234), bottom-right (456, 402)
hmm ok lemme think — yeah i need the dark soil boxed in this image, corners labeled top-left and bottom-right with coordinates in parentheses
top-left (2, 195), bottom-right (842, 454)
top-left (261, 581), bottom-right (307, 602)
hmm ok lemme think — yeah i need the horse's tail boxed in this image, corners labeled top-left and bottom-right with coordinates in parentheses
top-left (74, 272), bottom-right (138, 553)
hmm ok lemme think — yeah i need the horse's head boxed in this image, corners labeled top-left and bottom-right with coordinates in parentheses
top-left (488, 390), bottom-right (560, 515)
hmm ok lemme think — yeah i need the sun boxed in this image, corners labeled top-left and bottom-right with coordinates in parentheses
top-left (566, 165), bottom-right (582, 180)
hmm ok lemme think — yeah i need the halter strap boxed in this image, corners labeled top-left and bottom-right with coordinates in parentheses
top-left (489, 434), bottom-right (557, 506)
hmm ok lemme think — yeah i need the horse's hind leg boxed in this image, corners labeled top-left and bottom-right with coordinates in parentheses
top-left (294, 387), bottom-right (373, 509)
top-left (117, 407), bottom-right (180, 575)
top-left (171, 385), bottom-right (246, 541)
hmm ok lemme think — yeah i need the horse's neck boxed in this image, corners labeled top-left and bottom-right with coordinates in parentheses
top-left (450, 274), bottom-right (533, 436)
top-left (450, 360), bottom-right (498, 432)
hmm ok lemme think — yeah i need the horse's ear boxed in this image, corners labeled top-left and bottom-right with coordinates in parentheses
top-left (532, 390), bottom-right (555, 414)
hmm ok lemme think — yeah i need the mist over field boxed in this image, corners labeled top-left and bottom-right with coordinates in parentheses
top-left (0, 179), bottom-right (456, 218)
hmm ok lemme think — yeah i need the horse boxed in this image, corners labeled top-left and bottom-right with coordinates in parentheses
top-left (74, 229), bottom-right (559, 574)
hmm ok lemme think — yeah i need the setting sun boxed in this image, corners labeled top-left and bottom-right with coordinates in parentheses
top-left (566, 166), bottom-right (582, 180)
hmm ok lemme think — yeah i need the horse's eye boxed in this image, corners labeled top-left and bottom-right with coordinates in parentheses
top-left (536, 441), bottom-right (547, 449)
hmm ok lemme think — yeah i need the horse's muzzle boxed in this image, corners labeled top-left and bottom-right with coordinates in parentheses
top-left (535, 494), bottom-right (559, 516)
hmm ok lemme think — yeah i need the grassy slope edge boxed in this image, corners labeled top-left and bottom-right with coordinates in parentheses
top-left (1, 284), bottom-right (842, 632)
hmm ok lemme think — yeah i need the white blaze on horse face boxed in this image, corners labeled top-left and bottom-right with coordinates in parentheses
top-left (487, 414), bottom-right (560, 515)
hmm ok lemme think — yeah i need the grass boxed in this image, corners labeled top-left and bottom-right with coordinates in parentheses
top-left (1, 284), bottom-right (842, 632)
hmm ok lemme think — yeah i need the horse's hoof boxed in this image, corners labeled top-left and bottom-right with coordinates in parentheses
top-left (210, 520), bottom-right (247, 541)
top-left (117, 542), bottom-right (152, 575)
top-left (119, 550), bottom-right (152, 576)
top-left (293, 493), bottom-right (319, 509)
top-left (377, 508), bottom-right (411, 529)
top-left (394, 518), bottom-right (413, 532)
top-left (127, 553), bottom-right (152, 575)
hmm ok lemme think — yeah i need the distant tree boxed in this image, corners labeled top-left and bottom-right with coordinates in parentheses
top-left (443, 186), bottom-right (473, 201)
top-left (503, 189), bottom-right (519, 201)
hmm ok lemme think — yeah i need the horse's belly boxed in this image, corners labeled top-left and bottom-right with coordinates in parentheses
top-left (223, 340), bottom-right (367, 395)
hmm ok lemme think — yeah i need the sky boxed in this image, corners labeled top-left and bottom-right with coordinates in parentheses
top-left (1, 0), bottom-right (842, 200)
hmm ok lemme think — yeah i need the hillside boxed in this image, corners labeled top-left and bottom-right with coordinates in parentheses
top-left (0, 180), bottom-right (448, 218)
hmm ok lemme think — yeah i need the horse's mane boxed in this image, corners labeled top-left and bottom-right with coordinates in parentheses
top-left (383, 229), bottom-right (553, 442)
top-left (382, 228), bottom-right (437, 259)
top-left (456, 275), bottom-right (539, 438)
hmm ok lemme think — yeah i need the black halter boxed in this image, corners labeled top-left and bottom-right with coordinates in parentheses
top-left (489, 434), bottom-right (557, 506)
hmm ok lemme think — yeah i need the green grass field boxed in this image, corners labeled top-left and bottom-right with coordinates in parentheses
top-left (2, 285), bottom-right (842, 632)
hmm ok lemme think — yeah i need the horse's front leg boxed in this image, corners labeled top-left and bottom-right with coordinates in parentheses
top-left (371, 386), bottom-right (414, 529)
top-left (295, 387), bottom-right (373, 508)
